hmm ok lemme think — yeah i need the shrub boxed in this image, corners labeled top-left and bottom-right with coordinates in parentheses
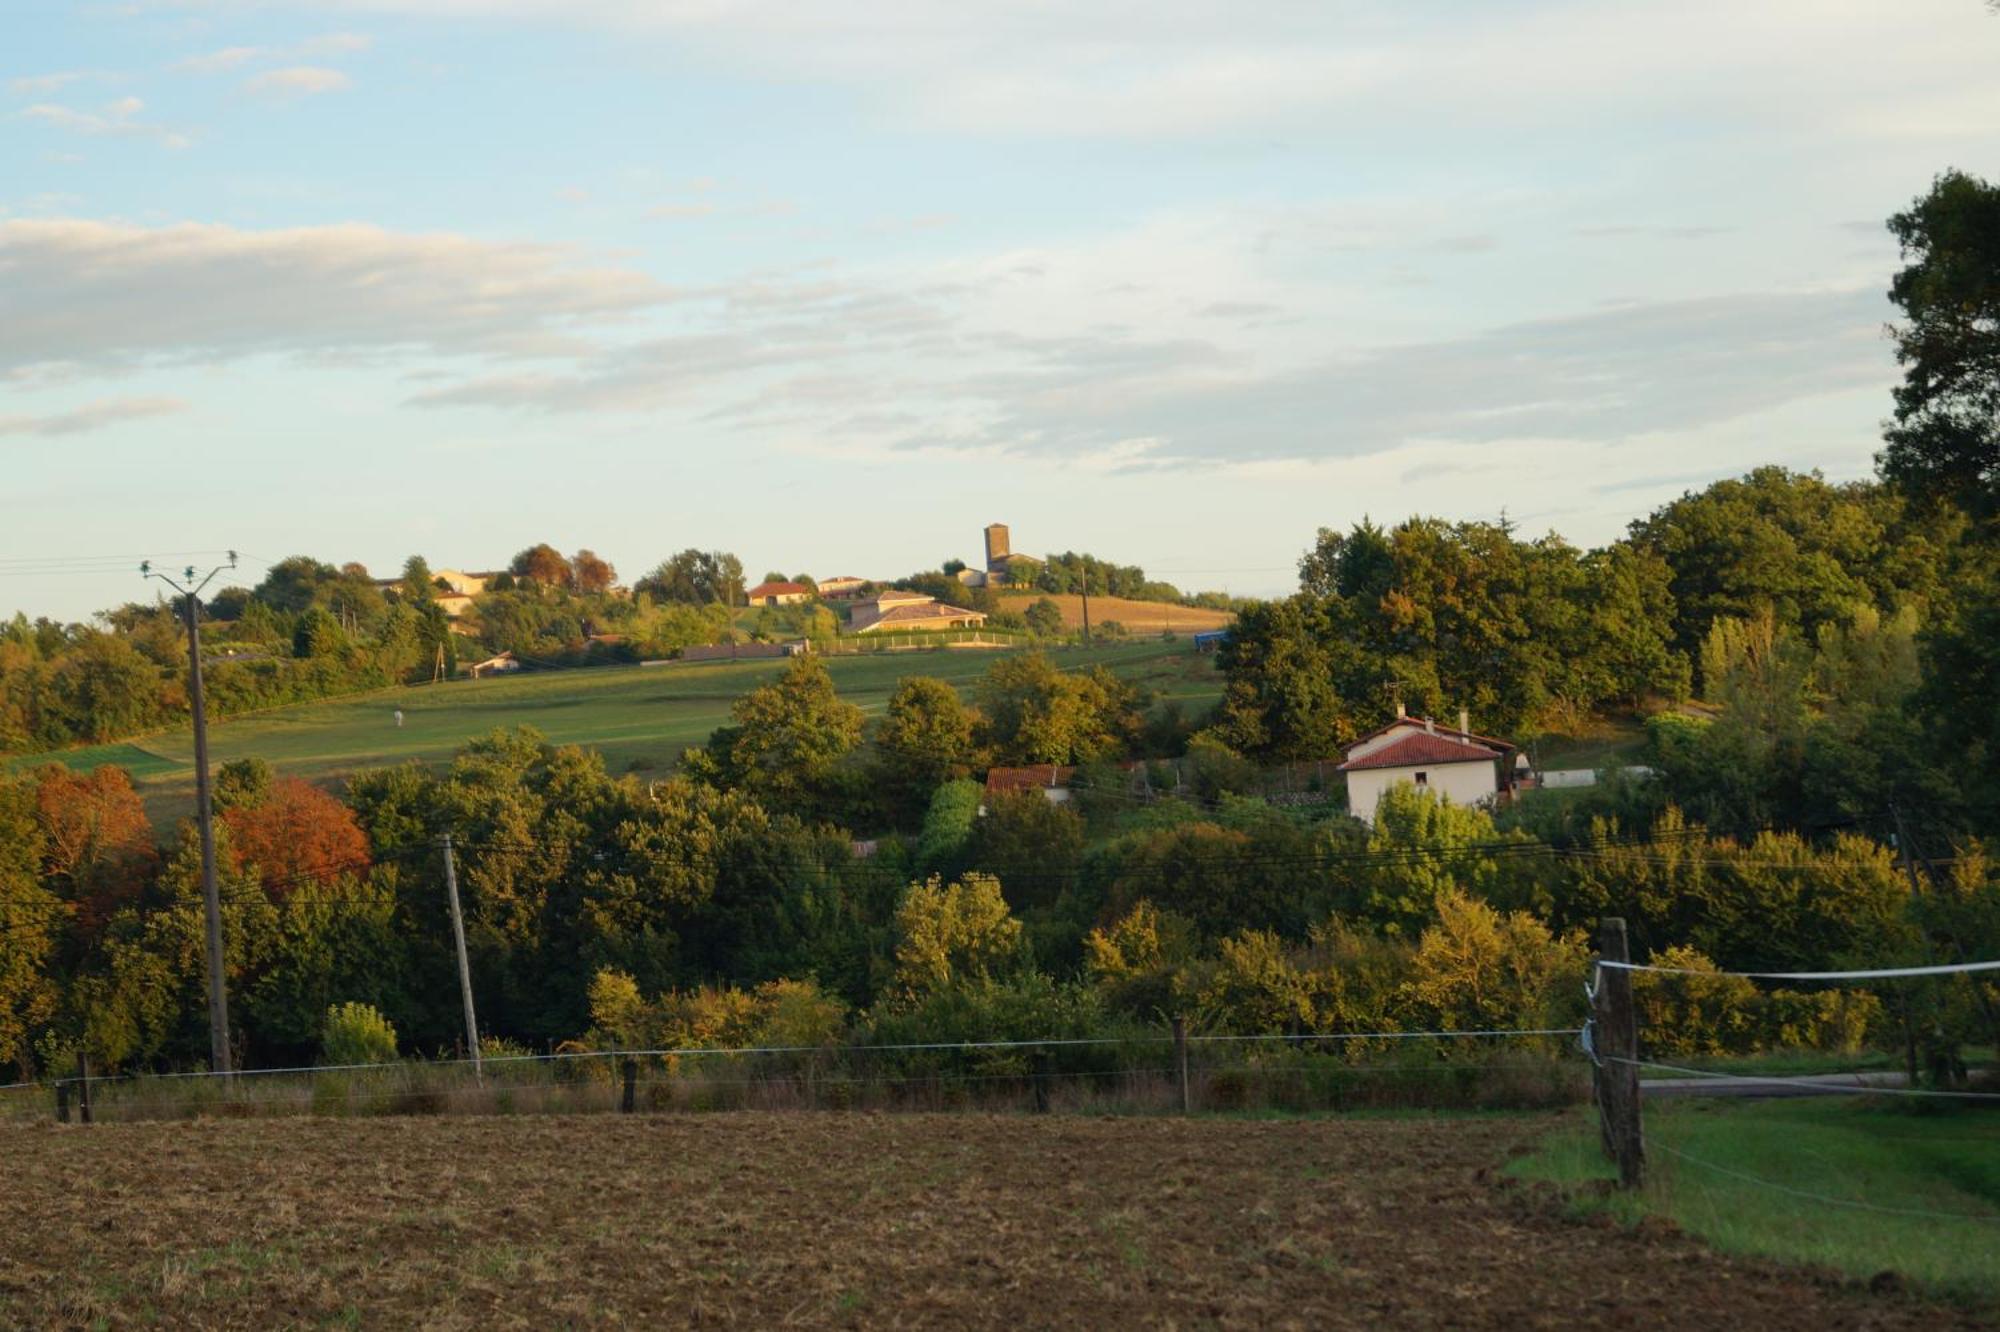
top-left (1633, 945), bottom-right (1884, 1057)
top-left (892, 873), bottom-right (1023, 999)
top-left (320, 1001), bottom-right (398, 1066)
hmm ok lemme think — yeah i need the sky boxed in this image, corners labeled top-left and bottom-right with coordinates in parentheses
top-left (4, 0), bottom-right (1998, 620)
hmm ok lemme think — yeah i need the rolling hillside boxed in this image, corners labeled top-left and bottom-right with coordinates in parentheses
top-left (14, 641), bottom-right (1224, 830)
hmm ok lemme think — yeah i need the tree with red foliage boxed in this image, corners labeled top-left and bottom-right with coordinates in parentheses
top-left (221, 776), bottom-right (372, 899)
top-left (32, 764), bottom-right (157, 938)
top-left (509, 543), bottom-right (574, 591)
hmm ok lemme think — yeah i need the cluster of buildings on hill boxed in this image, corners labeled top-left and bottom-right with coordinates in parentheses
top-left (743, 522), bottom-right (1037, 634)
top-left (742, 579), bottom-right (990, 634)
top-left (424, 522), bottom-right (1029, 639)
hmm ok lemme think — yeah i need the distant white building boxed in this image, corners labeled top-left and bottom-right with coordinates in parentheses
top-left (848, 589), bottom-right (987, 634)
top-left (1337, 710), bottom-right (1520, 825)
top-left (467, 651), bottom-right (522, 679)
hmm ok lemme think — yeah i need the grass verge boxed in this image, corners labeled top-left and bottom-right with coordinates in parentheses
top-left (1508, 1098), bottom-right (2000, 1303)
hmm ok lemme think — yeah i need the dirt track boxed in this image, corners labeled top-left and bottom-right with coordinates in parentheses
top-left (0, 1112), bottom-right (1980, 1328)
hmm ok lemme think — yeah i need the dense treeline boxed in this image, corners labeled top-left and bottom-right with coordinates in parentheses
top-left (1209, 471), bottom-right (1960, 767)
top-left (4, 720), bottom-right (1991, 1082)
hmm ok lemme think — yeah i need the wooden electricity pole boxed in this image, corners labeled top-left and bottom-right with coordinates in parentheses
top-left (144, 556), bottom-right (237, 1075)
top-left (440, 833), bottom-right (483, 1077)
top-left (1593, 917), bottom-right (1643, 1188)
top-left (1079, 561), bottom-right (1092, 646)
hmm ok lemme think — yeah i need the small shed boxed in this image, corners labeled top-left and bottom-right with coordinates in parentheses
top-left (467, 651), bottom-right (521, 679)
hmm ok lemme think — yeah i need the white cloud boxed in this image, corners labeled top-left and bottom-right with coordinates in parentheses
top-left (16, 98), bottom-right (190, 148)
top-left (0, 396), bottom-right (189, 437)
top-left (212, 0), bottom-right (2000, 143)
top-left (176, 46), bottom-right (261, 74)
top-left (176, 32), bottom-right (372, 74)
top-left (9, 71), bottom-right (89, 96)
top-left (245, 66), bottom-right (352, 97)
top-left (958, 287), bottom-right (1897, 465)
top-left (0, 218), bottom-right (673, 375)
top-left (296, 32), bottom-right (373, 56)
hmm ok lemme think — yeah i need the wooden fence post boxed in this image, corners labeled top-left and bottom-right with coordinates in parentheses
top-left (620, 1059), bottom-right (637, 1114)
top-left (77, 1051), bottom-right (93, 1126)
top-left (1032, 1049), bottom-right (1051, 1114)
top-left (1593, 917), bottom-right (1644, 1189)
top-left (55, 1079), bottom-right (69, 1125)
top-left (1172, 1016), bottom-right (1191, 1115)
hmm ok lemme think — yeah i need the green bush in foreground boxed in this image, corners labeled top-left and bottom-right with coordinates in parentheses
top-left (321, 1001), bottom-right (398, 1066)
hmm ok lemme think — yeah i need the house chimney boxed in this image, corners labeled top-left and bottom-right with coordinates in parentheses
top-left (1395, 700), bottom-right (1406, 719)
top-left (1458, 707), bottom-right (1469, 736)
top-left (1424, 717), bottom-right (1435, 735)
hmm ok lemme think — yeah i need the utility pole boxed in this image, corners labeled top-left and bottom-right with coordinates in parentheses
top-left (1079, 560), bottom-right (1092, 646)
top-left (1592, 917), bottom-right (1643, 1189)
top-left (439, 833), bottom-right (482, 1077)
top-left (143, 553), bottom-right (237, 1074)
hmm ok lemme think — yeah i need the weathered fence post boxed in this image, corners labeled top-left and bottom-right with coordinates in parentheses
top-left (1593, 917), bottom-right (1644, 1189)
top-left (1172, 1015), bottom-right (1191, 1115)
top-left (55, 1079), bottom-right (70, 1125)
top-left (620, 1059), bottom-right (637, 1114)
top-left (77, 1051), bottom-right (93, 1126)
top-left (1032, 1049), bottom-right (1051, 1114)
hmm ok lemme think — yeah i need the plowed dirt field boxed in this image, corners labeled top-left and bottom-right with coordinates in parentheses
top-left (0, 1112), bottom-right (1979, 1328)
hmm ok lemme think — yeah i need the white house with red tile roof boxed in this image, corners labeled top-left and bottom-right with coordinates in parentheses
top-left (746, 579), bottom-right (814, 607)
top-left (1336, 710), bottom-right (1519, 825)
top-left (848, 590), bottom-right (987, 633)
top-left (816, 575), bottom-right (868, 599)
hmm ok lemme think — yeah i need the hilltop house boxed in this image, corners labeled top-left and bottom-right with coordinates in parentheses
top-left (434, 568), bottom-right (498, 597)
top-left (1336, 709), bottom-right (1521, 825)
top-left (747, 580), bottom-right (814, 607)
top-left (848, 589), bottom-right (987, 634)
top-left (816, 575), bottom-right (868, 599)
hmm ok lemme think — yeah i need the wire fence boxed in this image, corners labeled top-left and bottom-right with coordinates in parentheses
top-left (1648, 1142), bottom-right (2000, 1225)
top-left (6, 1025), bottom-right (1590, 1124)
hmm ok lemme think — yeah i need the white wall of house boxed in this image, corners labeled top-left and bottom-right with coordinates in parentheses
top-left (1345, 761), bottom-right (1497, 825)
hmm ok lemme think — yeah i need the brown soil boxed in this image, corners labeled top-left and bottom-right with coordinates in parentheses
top-left (0, 1112), bottom-right (1977, 1329)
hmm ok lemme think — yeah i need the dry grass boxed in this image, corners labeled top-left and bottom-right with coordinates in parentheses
top-left (996, 592), bottom-right (1233, 635)
top-left (4, 1048), bottom-right (1589, 1126)
top-left (0, 1112), bottom-right (1982, 1328)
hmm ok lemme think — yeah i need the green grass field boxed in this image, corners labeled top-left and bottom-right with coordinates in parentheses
top-left (13, 640), bottom-right (1221, 829)
top-left (1510, 1098), bottom-right (2000, 1302)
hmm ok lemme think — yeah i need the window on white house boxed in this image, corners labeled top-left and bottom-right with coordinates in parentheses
top-left (1414, 771), bottom-right (1428, 787)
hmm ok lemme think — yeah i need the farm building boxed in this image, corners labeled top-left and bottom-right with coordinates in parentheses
top-left (746, 580), bottom-right (814, 607)
top-left (816, 575), bottom-right (868, 599)
top-left (1336, 709), bottom-right (1521, 825)
top-left (434, 568), bottom-right (499, 597)
top-left (467, 651), bottom-right (522, 679)
top-left (1193, 629), bottom-right (1231, 652)
top-left (848, 590), bottom-right (987, 634)
top-left (434, 591), bottom-right (477, 621)
top-left (679, 640), bottom-right (810, 662)
top-left (984, 764), bottom-right (1078, 805)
